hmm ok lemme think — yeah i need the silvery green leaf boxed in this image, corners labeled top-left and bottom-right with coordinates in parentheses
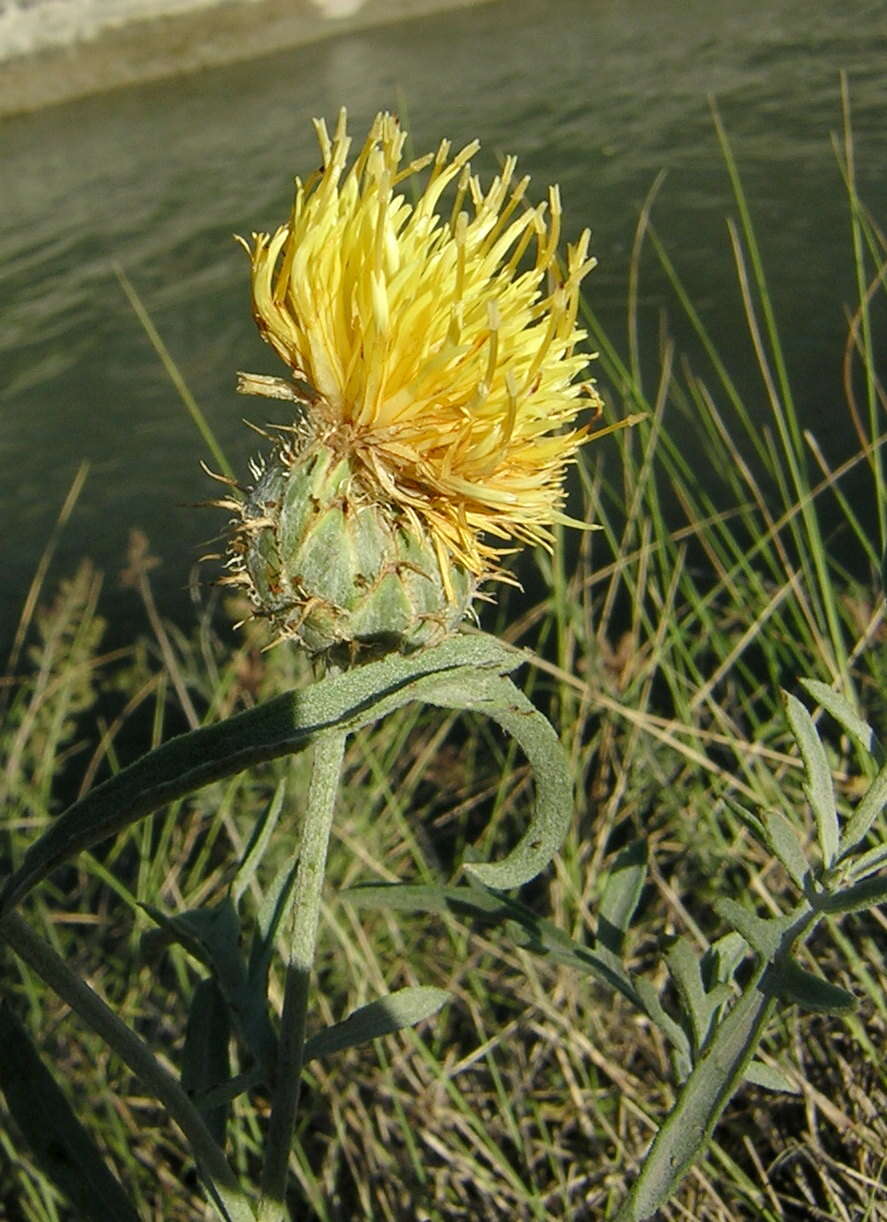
top-left (303, 987), bottom-right (449, 1062)
top-left (224, 860), bottom-right (300, 1078)
top-left (635, 977), bottom-right (692, 1069)
top-left (819, 873), bottom-right (887, 914)
top-left (846, 841), bottom-right (887, 882)
top-left (144, 899), bottom-right (276, 1074)
top-left (743, 1059), bottom-right (800, 1094)
top-left (599, 841), bottom-right (647, 944)
top-left (231, 776), bottom-right (287, 904)
top-left (767, 958), bottom-right (855, 1014)
top-left (1, 633), bottom-right (568, 912)
top-left (596, 841), bottom-right (647, 979)
top-left (702, 931), bottom-right (748, 990)
top-left (705, 982), bottom-right (734, 1011)
top-left (714, 899), bottom-right (784, 959)
top-left (723, 797), bottom-right (766, 840)
top-left (761, 809), bottom-right (809, 889)
top-left (617, 977), bottom-right (774, 1219)
top-left (142, 899), bottom-right (246, 997)
top-left (424, 669), bottom-right (573, 890)
top-left (784, 691), bottom-right (839, 868)
top-left (799, 679), bottom-right (881, 759)
top-left (181, 978), bottom-right (231, 1146)
top-left (840, 761), bottom-right (887, 860)
top-left (189, 1067), bottom-right (263, 1113)
top-left (666, 937), bottom-right (711, 1053)
top-left (344, 882), bottom-right (642, 1007)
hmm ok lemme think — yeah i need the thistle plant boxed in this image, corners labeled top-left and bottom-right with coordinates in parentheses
top-left (2, 108), bottom-right (883, 1222)
top-left (0, 111), bottom-right (615, 1220)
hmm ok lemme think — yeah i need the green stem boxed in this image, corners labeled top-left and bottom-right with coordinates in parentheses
top-left (257, 730), bottom-right (347, 1222)
top-left (613, 969), bottom-right (775, 1222)
top-left (614, 902), bottom-right (820, 1221)
top-left (1, 912), bottom-right (253, 1222)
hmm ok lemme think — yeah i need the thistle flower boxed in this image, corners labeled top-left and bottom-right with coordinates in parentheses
top-left (227, 109), bottom-right (604, 657)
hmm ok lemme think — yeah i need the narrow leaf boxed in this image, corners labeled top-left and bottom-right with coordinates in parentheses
top-left (634, 978), bottom-right (692, 1068)
top-left (232, 776), bottom-right (288, 903)
top-left (143, 901), bottom-right (276, 1076)
top-left (819, 873), bottom-right (887, 914)
top-left (725, 798), bottom-right (766, 841)
top-left (423, 669), bottom-right (574, 890)
top-left (714, 899), bottom-right (782, 958)
top-left (783, 690), bottom-right (839, 867)
top-left (346, 880), bottom-right (496, 918)
top-left (618, 972), bottom-right (776, 1220)
top-left (761, 809), bottom-right (809, 889)
top-left (241, 861), bottom-right (300, 1069)
top-left (191, 1067), bottom-right (263, 1113)
top-left (0, 633), bottom-right (541, 913)
top-left (847, 842), bottom-right (887, 883)
top-left (253, 858), bottom-right (300, 952)
top-left (701, 931), bottom-right (748, 992)
top-left (840, 760), bottom-right (887, 859)
top-left (142, 900), bottom-right (246, 999)
top-left (767, 958), bottom-right (856, 1014)
top-left (799, 679), bottom-right (880, 758)
top-left (303, 987), bottom-right (449, 1062)
top-left (345, 881), bottom-right (641, 1005)
top-left (597, 841), bottom-right (647, 958)
top-left (743, 1060), bottom-right (800, 1094)
top-left (666, 938), bottom-right (711, 1054)
top-left (0, 1003), bottom-right (140, 1222)
top-left (181, 978), bottom-right (231, 1146)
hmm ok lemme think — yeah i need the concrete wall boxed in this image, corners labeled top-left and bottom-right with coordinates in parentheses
top-left (0, 0), bottom-right (491, 115)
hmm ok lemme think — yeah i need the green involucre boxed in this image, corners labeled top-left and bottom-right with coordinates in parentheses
top-left (234, 440), bottom-right (475, 656)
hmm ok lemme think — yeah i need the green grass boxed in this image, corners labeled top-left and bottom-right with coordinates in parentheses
top-left (1, 93), bottom-right (885, 1219)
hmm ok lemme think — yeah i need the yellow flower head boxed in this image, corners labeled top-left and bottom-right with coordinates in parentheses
top-left (239, 108), bottom-right (602, 582)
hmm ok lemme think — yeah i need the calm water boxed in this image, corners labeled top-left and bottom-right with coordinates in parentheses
top-left (2, 0), bottom-right (885, 653)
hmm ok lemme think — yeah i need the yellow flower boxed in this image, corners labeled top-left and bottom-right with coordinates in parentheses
top-left (238, 109), bottom-right (603, 584)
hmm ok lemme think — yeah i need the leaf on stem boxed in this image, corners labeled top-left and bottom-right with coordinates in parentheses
top-left (743, 1060), bottom-right (800, 1095)
top-left (419, 668), bottom-right (574, 890)
top-left (714, 899), bottom-right (788, 959)
top-left (344, 880), bottom-right (642, 1005)
top-left (303, 987), bottom-right (450, 1062)
top-left (0, 633), bottom-right (569, 911)
top-left (761, 809), bottom-right (810, 889)
top-left (783, 690), bottom-right (839, 868)
top-left (596, 840), bottom-right (647, 965)
top-left (634, 978), bottom-right (692, 1072)
top-left (840, 761), bottom-right (887, 860)
top-left (232, 777), bottom-right (288, 904)
top-left (143, 899), bottom-right (277, 1077)
top-left (666, 937), bottom-right (714, 1057)
top-left (799, 678), bottom-right (881, 760)
top-left (819, 872), bottom-right (887, 914)
top-left (701, 931), bottom-right (748, 995)
top-left (182, 978), bottom-right (232, 1147)
top-left (766, 958), bottom-right (856, 1014)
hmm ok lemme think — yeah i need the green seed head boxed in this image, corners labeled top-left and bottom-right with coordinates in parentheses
top-left (228, 430), bottom-right (476, 661)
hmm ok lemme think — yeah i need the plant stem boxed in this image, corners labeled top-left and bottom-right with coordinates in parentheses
top-left (613, 970), bottom-right (776, 1222)
top-left (257, 730), bottom-right (347, 1222)
top-left (1, 912), bottom-right (253, 1222)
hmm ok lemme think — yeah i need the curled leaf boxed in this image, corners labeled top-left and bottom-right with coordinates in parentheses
top-left (1, 633), bottom-right (571, 911)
